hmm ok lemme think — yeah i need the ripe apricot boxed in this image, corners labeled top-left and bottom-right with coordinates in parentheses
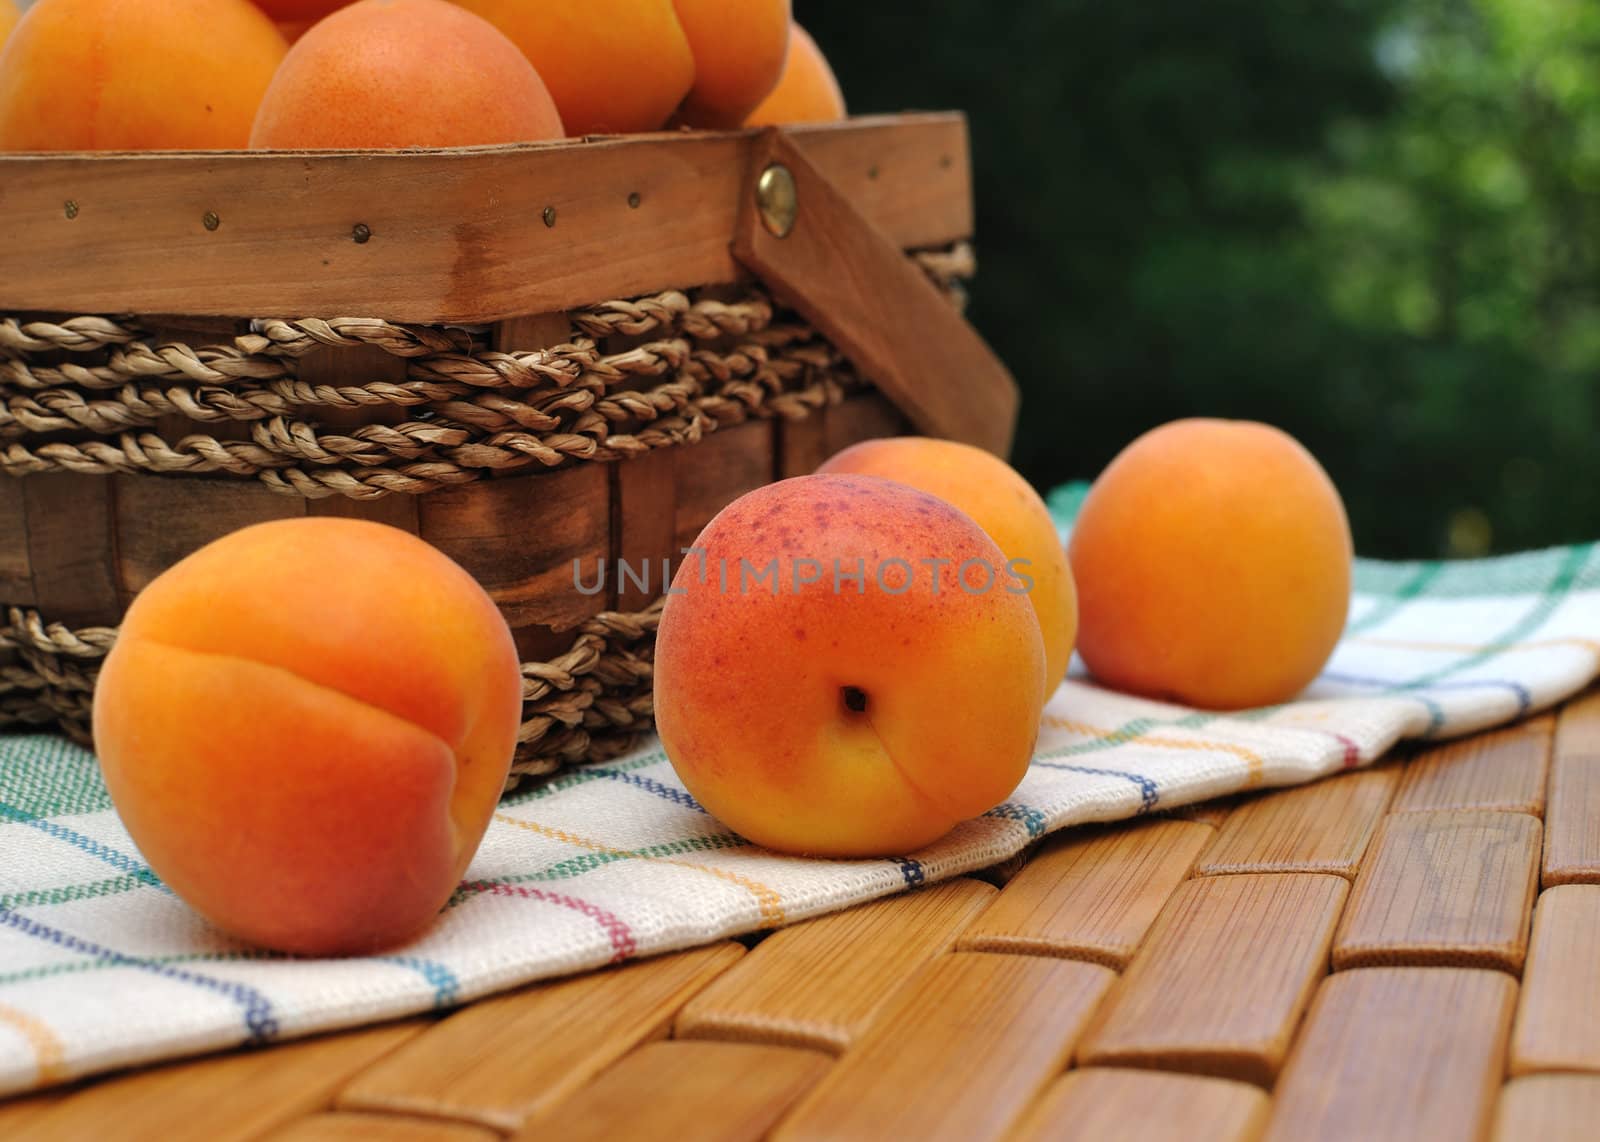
top-left (453, 0), bottom-right (693, 136)
top-left (0, 0), bottom-right (286, 151)
top-left (1068, 419), bottom-right (1353, 709)
top-left (655, 475), bottom-right (1047, 857)
top-left (747, 23), bottom-right (845, 126)
top-left (820, 437), bottom-right (1077, 698)
top-left (0, 2), bottom-right (19, 50)
top-left (672, 0), bottom-right (790, 128)
top-left (250, 0), bottom-right (562, 149)
top-left (93, 518), bottom-right (524, 955)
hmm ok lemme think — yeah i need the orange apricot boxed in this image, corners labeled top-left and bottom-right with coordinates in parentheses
top-left (672, 0), bottom-right (790, 128)
top-left (93, 518), bottom-right (524, 956)
top-left (0, 0), bottom-right (287, 151)
top-left (820, 437), bottom-right (1077, 698)
top-left (747, 23), bottom-right (845, 126)
top-left (250, 0), bottom-right (563, 148)
top-left (1068, 419), bottom-right (1353, 709)
top-left (655, 475), bottom-right (1046, 856)
top-left (453, 0), bottom-right (693, 136)
top-left (0, 2), bottom-right (19, 50)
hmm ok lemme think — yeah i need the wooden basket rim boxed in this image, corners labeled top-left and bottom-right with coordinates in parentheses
top-left (0, 113), bottom-right (974, 326)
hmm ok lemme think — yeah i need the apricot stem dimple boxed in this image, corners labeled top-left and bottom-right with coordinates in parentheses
top-left (841, 686), bottom-right (869, 714)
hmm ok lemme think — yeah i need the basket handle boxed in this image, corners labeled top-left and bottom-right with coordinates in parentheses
top-left (732, 129), bottom-right (1020, 458)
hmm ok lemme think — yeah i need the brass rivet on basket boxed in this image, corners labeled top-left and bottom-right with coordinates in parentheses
top-left (542, 205), bottom-right (558, 228)
top-left (202, 211), bottom-right (220, 232)
top-left (352, 223), bottom-right (372, 244)
top-left (756, 162), bottom-right (798, 239)
top-left (628, 192), bottom-right (642, 209)
top-left (63, 200), bottom-right (79, 220)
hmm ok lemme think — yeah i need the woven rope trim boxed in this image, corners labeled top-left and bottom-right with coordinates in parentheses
top-left (0, 245), bottom-right (973, 501)
top-left (0, 599), bottom-right (664, 788)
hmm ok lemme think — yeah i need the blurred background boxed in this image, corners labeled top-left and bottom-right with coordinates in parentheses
top-left (802, 0), bottom-right (1599, 559)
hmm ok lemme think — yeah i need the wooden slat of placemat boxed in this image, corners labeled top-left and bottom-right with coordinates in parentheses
top-left (1509, 885), bottom-right (1600, 1075)
top-left (0, 1092), bottom-right (63, 1136)
top-left (954, 819), bottom-right (1213, 967)
top-left (1074, 873), bottom-right (1347, 1086)
top-left (15, 1021), bottom-right (426, 1142)
top-left (770, 954), bottom-right (1114, 1142)
top-left (1391, 716), bottom-right (1554, 816)
top-left (516, 1041), bottom-right (829, 1142)
top-left (266, 1112), bottom-right (498, 1141)
top-left (1264, 967), bottom-right (1517, 1142)
top-left (674, 880), bottom-right (994, 1053)
top-left (1493, 1075), bottom-right (1600, 1142)
top-left (337, 944), bottom-right (742, 1134)
top-left (1332, 810), bottom-right (1541, 972)
top-left (1008, 1069), bottom-right (1269, 1142)
top-left (1546, 693), bottom-right (1600, 886)
top-left (1192, 765), bottom-right (1397, 880)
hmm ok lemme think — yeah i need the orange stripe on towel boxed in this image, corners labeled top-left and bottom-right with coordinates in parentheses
top-left (495, 815), bottom-right (786, 926)
top-left (1043, 715), bottom-right (1268, 789)
top-left (0, 1001), bottom-right (68, 1086)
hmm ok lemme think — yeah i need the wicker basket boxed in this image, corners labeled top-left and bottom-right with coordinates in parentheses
top-left (0, 115), bottom-right (1017, 787)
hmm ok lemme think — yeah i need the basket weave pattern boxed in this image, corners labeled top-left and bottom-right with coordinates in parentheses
top-left (0, 247), bottom-right (973, 785)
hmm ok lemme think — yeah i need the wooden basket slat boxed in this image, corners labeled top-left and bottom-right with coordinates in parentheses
top-left (23, 473), bottom-right (120, 627)
top-left (0, 116), bottom-right (971, 325)
top-left (418, 464), bottom-right (613, 633)
top-left (0, 475), bottom-right (33, 608)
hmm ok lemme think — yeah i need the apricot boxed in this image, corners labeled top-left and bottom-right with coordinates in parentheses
top-left (453, 0), bottom-right (693, 136)
top-left (820, 437), bottom-right (1077, 698)
top-left (655, 474), bottom-right (1047, 857)
top-left (1068, 419), bottom-right (1353, 710)
top-left (0, 0), bottom-right (286, 151)
top-left (0, 3), bottom-right (18, 51)
top-left (672, 0), bottom-right (790, 128)
top-left (92, 518), bottom-right (523, 955)
top-left (250, 0), bottom-right (562, 149)
top-left (747, 23), bottom-right (845, 126)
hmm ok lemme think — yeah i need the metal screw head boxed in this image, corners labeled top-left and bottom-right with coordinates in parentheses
top-left (352, 223), bottom-right (372, 244)
top-left (63, 200), bottom-right (79, 220)
top-left (202, 211), bottom-right (220, 232)
top-left (542, 205), bottom-right (557, 228)
top-left (755, 162), bottom-right (798, 239)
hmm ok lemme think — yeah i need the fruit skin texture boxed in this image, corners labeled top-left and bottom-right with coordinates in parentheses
top-left (819, 437), bottom-right (1078, 699)
top-left (655, 474), bottom-right (1047, 857)
top-left (672, 0), bottom-right (790, 128)
top-left (0, 0), bottom-right (287, 151)
top-left (1068, 418), bottom-right (1353, 710)
top-left (0, 2), bottom-right (19, 50)
top-left (250, 0), bottom-right (564, 149)
top-left (92, 518), bottom-right (523, 956)
top-left (453, 0), bottom-right (693, 137)
top-left (747, 23), bottom-right (845, 126)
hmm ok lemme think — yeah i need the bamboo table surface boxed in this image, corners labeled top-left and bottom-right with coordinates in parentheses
top-left (4, 690), bottom-right (1600, 1142)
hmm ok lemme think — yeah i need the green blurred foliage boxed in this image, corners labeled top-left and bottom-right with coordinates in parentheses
top-left (800, 0), bottom-right (1600, 557)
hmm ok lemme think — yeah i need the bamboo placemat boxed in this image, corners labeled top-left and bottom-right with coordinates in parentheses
top-left (4, 689), bottom-right (1596, 1141)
